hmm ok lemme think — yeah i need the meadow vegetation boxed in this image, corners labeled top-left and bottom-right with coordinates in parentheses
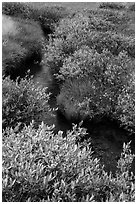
top-left (2, 123), bottom-right (135, 202)
top-left (2, 75), bottom-right (52, 130)
top-left (2, 2), bottom-right (135, 202)
top-left (45, 5), bottom-right (135, 134)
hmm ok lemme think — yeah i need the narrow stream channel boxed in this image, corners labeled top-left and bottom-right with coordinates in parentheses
top-left (30, 55), bottom-right (135, 175)
top-left (31, 62), bottom-right (135, 174)
top-left (30, 62), bottom-right (72, 133)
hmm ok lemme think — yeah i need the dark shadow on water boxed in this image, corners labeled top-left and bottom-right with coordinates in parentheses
top-left (82, 117), bottom-right (135, 174)
top-left (31, 64), bottom-right (72, 134)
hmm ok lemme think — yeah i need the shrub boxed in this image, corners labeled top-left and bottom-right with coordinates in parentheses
top-left (2, 76), bottom-right (51, 130)
top-left (54, 13), bottom-right (91, 38)
top-left (89, 15), bottom-right (115, 32)
top-left (45, 13), bottom-right (134, 130)
top-left (57, 45), bottom-right (98, 80)
top-left (87, 31), bottom-right (135, 58)
top-left (44, 14), bottom-right (134, 77)
top-left (114, 76), bottom-right (135, 133)
top-left (2, 2), bottom-right (33, 19)
top-left (2, 41), bottom-right (28, 78)
top-left (89, 8), bottom-right (128, 25)
top-left (44, 12), bottom-right (93, 73)
top-left (34, 6), bottom-right (68, 35)
top-left (87, 7), bottom-right (134, 36)
top-left (57, 77), bottom-right (93, 121)
top-left (56, 11), bottom-right (115, 33)
top-left (2, 122), bottom-right (135, 202)
top-left (34, 5), bottom-right (69, 24)
top-left (57, 47), bottom-right (135, 131)
top-left (44, 37), bottom-right (67, 76)
top-left (54, 12), bottom-right (115, 41)
top-left (99, 2), bottom-right (126, 10)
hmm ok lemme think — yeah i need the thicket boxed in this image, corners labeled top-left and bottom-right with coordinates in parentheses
top-left (57, 48), bottom-right (134, 131)
top-left (44, 12), bottom-right (134, 77)
top-left (88, 5), bottom-right (135, 36)
top-left (99, 2), bottom-right (135, 12)
top-left (2, 122), bottom-right (135, 202)
top-left (99, 2), bottom-right (126, 10)
top-left (44, 11), bottom-right (135, 133)
top-left (2, 2), bottom-right (33, 19)
top-left (2, 2), bottom-right (135, 202)
top-left (2, 76), bottom-right (52, 130)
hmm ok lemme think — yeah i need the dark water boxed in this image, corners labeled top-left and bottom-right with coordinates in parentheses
top-left (31, 64), bottom-right (135, 174)
top-left (30, 63), bottom-right (72, 132)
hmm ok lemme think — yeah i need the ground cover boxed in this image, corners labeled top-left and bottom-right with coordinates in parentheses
top-left (2, 2), bottom-right (135, 202)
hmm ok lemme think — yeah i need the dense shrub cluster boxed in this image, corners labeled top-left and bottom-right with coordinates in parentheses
top-left (99, 2), bottom-right (134, 13)
top-left (89, 8), bottom-right (128, 25)
top-left (56, 48), bottom-right (135, 132)
top-left (47, 30), bottom-right (134, 65)
top-left (44, 8), bottom-right (135, 133)
top-left (2, 76), bottom-right (51, 130)
top-left (2, 41), bottom-right (27, 78)
top-left (2, 122), bottom-right (135, 202)
top-left (99, 2), bottom-right (126, 10)
top-left (44, 12), bottom-right (134, 77)
top-left (56, 8), bottom-right (130, 35)
top-left (55, 9), bottom-right (134, 43)
top-left (88, 6), bottom-right (135, 36)
top-left (2, 2), bottom-right (33, 19)
top-left (88, 32), bottom-right (134, 57)
top-left (114, 76), bottom-right (135, 133)
top-left (55, 13), bottom-right (91, 38)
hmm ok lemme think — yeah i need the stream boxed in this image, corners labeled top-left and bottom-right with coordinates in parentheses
top-left (30, 62), bottom-right (135, 174)
top-left (30, 63), bottom-right (72, 132)
top-left (3, 11), bottom-right (135, 175)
